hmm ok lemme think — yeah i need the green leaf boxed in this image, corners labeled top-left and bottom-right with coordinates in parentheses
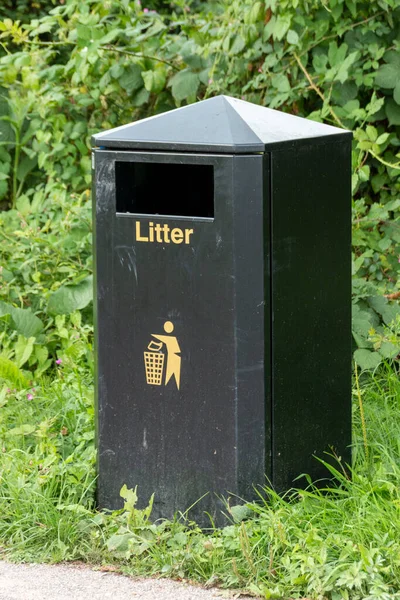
top-left (385, 99), bottom-right (400, 126)
top-left (394, 81), bottom-right (400, 105)
top-left (110, 63), bottom-right (123, 79)
top-left (375, 63), bottom-right (400, 89)
top-left (0, 356), bottom-right (29, 388)
top-left (230, 504), bottom-right (252, 523)
top-left (118, 65), bottom-right (143, 94)
top-left (169, 70), bottom-right (199, 102)
top-left (0, 179), bottom-right (7, 199)
top-left (15, 194), bottom-right (31, 215)
top-left (132, 87), bottom-right (150, 107)
top-left (366, 125), bottom-right (377, 142)
top-left (107, 532), bottom-right (134, 552)
top-left (34, 359), bottom-right (51, 379)
top-left (120, 484), bottom-right (138, 511)
top-left (11, 307), bottom-right (44, 337)
top-left (47, 276), bottom-right (93, 315)
top-left (272, 73), bottom-right (290, 93)
top-left (332, 81), bottom-right (358, 106)
top-left (335, 51), bottom-right (359, 84)
top-left (358, 164), bottom-right (370, 182)
top-left (34, 345), bottom-right (48, 366)
top-left (378, 341), bottom-right (400, 359)
top-left (99, 29), bottom-right (121, 45)
top-left (0, 301), bottom-right (44, 337)
top-left (141, 20), bottom-right (166, 39)
top-left (17, 155), bottom-right (37, 183)
top-left (0, 116), bottom-right (15, 144)
top-left (248, 1), bottom-right (263, 24)
top-left (287, 30), bottom-right (299, 45)
top-left (230, 35), bottom-right (245, 55)
top-left (352, 172), bottom-right (359, 193)
top-left (376, 132), bottom-right (390, 145)
top-left (263, 15), bottom-right (276, 41)
top-left (142, 68), bottom-right (166, 94)
top-left (328, 42), bottom-right (348, 68)
top-left (365, 93), bottom-right (385, 117)
top-left (273, 14), bottom-right (291, 41)
top-left (14, 335), bottom-right (35, 368)
top-left (0, 385), bottom-right (8, 408)
top-left (354, 349), bottom-right (382, 371)
top-left (368, 296), bottom-right (400, 326)
top-left (7, 424), bottom-right (36, 436)
top-left (57, 503), bottom-right (93, 515)
top-left (184, 54), bottom-right (208, 70)
top-left (345, 0), bottom-right (357, 18)
top-left (76, 23), bottom-right (91, 45)
top-left (352, 316), bottom-right (372, 340)
top-left (167, 531), bottom-right (187, 548)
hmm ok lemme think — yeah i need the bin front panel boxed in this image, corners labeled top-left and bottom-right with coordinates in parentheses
top-left (93, 150), bottom-right (267, 521)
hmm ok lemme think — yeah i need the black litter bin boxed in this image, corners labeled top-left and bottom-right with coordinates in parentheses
top-left (92, 95), bottom-right (352, 523)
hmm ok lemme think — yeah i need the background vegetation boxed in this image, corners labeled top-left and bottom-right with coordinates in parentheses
top-left (0, 0), bottom-right (400, 598)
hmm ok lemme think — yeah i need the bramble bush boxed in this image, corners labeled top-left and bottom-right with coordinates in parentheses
top-left (0, 0), bottom-right (399, 377)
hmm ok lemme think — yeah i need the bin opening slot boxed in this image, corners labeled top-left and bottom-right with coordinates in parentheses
top-left (115, 161), bottom-right (214, 218)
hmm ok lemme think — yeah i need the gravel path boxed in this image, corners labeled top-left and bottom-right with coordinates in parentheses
top-left (0, 561), bottom-right (258, 599)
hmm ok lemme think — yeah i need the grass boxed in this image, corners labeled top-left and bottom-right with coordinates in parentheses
top-left (0, 364), bottom-right (399, 599)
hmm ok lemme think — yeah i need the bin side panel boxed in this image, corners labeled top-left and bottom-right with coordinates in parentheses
top-left (93, 152), bottom-right (116, 495)
top-left (232, 154), bottom-right (270, 498)
top-left (271, 138), bottom-right (352, 490)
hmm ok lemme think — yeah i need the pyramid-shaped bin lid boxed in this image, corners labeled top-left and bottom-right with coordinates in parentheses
top-left (92, 95), bottom-right (351, 154)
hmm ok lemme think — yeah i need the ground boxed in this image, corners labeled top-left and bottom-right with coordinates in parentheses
top-left (0, 561), bottom-right (259, 600)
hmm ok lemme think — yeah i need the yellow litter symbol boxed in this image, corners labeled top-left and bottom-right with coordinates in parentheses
top-left (144, 321), bottom-right (181, 389)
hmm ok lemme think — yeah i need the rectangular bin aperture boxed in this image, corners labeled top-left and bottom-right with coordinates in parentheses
top-left (92, 95), bottom-right (352, 524)
top-left (115, 162), bottom-right (214, 218)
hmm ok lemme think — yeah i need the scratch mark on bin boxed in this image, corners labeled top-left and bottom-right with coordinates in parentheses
top-left (238, 361), bottom-right (263, 373)
top-left (143, 428), bottom-right (148, 450)
top-left (116, 246), bottom-right (138, 284)
top-left (101, 449), bottom-right (116, 457)
top-left (96, 160), bottom-right (115, 214)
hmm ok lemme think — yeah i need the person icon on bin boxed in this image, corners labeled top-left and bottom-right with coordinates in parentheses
top-left (144, 321), bottom-right (181, 390)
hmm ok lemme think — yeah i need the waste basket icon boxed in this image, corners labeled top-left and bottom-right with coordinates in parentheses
top-left (92, 95), bottom-right (352, 524)
top-left (144, 342), bottom-right (164, 386)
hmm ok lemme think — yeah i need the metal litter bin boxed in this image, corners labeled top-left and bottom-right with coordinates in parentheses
top-left (92, 95), bottom-right (352, 524)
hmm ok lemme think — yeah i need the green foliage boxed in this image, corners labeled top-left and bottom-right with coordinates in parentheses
top-left (0, 356), bottom-right (29, 388)
top-left (48, 276), bottom-right (93, 315)
top-left (2, 0), bottom-right (56, 22)
top-left (0, 182), bottom-right (93, 380)
top-left (0, 0), bottom-right (399, 594)
top-left (0, 366), bottom-right (399, 594)
top-left (89, 371), bottom-right (400, 597)
top-left (0, 0), bottom-right (399, 370)
top-left (0, 364), bottom-right (97, 562)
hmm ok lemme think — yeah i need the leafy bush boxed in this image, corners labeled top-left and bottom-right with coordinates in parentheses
top-left (0, 184), bottom-right (93, 383)
top-left (2, 0), bottom-right (56, 22)
top-left (0, 0), bottom-right (399, 372)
